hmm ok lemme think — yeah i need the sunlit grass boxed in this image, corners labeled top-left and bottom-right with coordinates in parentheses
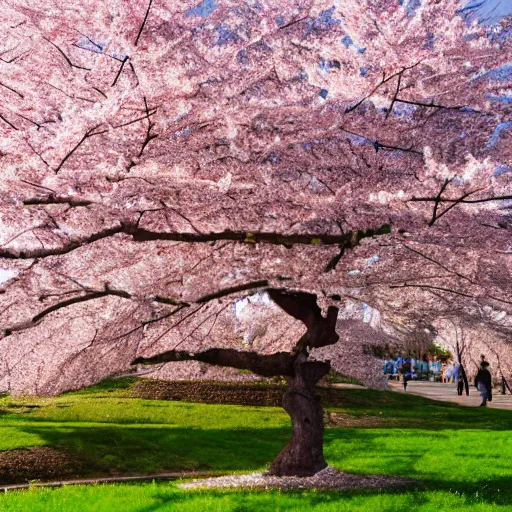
top-left (0, 378), bottom-right (510, 510)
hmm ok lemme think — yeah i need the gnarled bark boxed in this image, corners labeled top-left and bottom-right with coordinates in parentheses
top-left (269, 355), bottom-right (330, 477)
top-left (132, 289), bottom-right (338, 477)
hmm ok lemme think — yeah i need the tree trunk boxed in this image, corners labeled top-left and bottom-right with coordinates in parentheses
top-left (269, 355), bottom-right (330, 477)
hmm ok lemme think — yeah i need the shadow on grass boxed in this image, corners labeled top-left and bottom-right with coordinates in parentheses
top-left (17, 425), bottom-right (290, 476)
top-left (322, 389), bottom-right (512, 431)
top-left (13, 423), bottom-right (512, 504)
top-left (77, 476), bottom-right (512, 512)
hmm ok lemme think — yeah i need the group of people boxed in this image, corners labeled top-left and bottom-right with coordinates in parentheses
top-left (384, 355), bottom-right (494, 406)
top-left (383, 357), bottom-right (462, 384)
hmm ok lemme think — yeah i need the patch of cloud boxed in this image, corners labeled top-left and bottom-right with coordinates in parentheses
top-left (458, 0), bottom-right (512, 25)
top-left (486, 121), bottom-right (512, 148)
top-left (495, 164), bottom-right (512, 176)
top-left (75, 37), bottom-right (104, 53)
top-left (0, 268), bottom-right (17, 285)
top-left (305, 7), bottom-right (342, 35)
top-left (174, 127), bottom-right (191, 137)
top-left (366, 255), bottom-right (380, 265)
top-left (341, 34), bottom-right (366, 53)
top-left (234, 292), bottom-right (272, 317)
top-left (215, 25), bottom-right (242, 45)
top-left (400, 0), bottom-right (422, 17)
top-left (486, 93), bottom-right (512, 104)
top-left (185, 0), bottom-right (217, 18)
top-left (391, 102), bottom-right (418, 118)
top-left (473, 62), bottom-right (512, 83)
top-left (362, 302), bottom-right (373, 323)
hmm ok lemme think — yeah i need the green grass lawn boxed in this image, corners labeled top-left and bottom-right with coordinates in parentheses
top-left (0, 379), bottom-right (511, 511)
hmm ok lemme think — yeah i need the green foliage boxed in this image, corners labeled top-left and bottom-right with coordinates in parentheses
top-left (426, 343), bottom-right (453, 362)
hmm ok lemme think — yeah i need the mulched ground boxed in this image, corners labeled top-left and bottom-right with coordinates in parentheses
top-left (179, 466), bottom-right (415, 491)
top-left (130, 379), bottom-right (371, 409)
top-left (0, 447), bottom-right (84, 484)
top-left (131, 379), bottom-right (286, 406)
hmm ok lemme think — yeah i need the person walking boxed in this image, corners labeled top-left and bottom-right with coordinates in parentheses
top-left (454, 364), bottom-right (464, 396)
top-left (474, 361), bottom-right (492, 407)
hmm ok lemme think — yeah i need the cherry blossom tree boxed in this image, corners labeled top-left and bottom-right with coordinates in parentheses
top-left (0, 0), bottom-right (511, 475)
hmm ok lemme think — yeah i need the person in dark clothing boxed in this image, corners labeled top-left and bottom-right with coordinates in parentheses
top-left (455, 364), bottom-right (466, 396)
top-left (474, 361), bottom-right (492, 407)
top-left (401, 359), bottom-right (412, 392)
top-left (457, 377), bottom-right (464, 396)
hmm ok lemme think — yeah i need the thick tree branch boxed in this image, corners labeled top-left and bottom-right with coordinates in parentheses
top-left (133, 348), bottom-right (296, 377)
top-left (0, 224), bottom-right (391, 260)
top-left (196, 280), bottom-right (269, 303)
top-left (23, 196), bottom-right (93, 207)
top-left (268, 289), bottom-right (339, 350)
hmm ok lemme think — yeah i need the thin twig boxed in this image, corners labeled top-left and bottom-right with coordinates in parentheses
top-left (112, 56), bottom-right (129, 86)
top-left (134, 0), bottom-right (153, 46)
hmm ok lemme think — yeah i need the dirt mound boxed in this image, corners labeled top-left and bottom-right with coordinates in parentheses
top-left (0, 447), bottom-right (83, 484)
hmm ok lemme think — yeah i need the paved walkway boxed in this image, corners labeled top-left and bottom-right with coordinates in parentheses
top-left (388, 380), bottom-right (512, 410)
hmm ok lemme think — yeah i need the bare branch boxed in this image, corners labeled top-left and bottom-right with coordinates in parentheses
top-left (389, 283), bottom-right (475, 298)
top-left (385, 68), bottom-right (403, 120)
top-left (0, 81), bottom-right (24, 98)
top-left (134, 0), bottom-right (154, 46)
top-left (54, 125), bottom-right (108, 173)
top-left (402, 244), bottom-right (473, 283)
top-left (196, 280), bottom-right (269, 303)
top-left (411, 194), bottom-right (512, 205)
top-left (111, 56), bottom-right (129, 87)
top-left (1, 287), bottom-right (131, 337)
top-left (428, 178), bottom-right (451, 226)
top-left (345, 61), bottom-right (422, 114)
top-left (0, 113), bottom-right (18, 130)
top-left (43, 37), bottom-right (91, 71)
